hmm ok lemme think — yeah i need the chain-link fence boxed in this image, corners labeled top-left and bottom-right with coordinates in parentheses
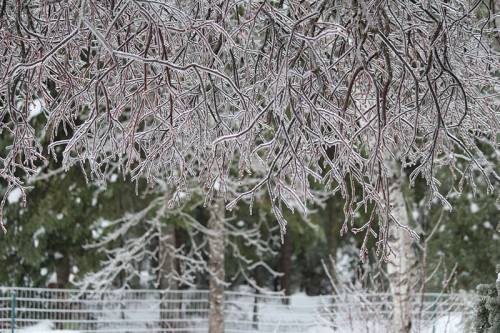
top-left (0, 287), bottom-right (474, 332)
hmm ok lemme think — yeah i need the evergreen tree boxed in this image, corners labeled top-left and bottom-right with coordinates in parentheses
top-left (424, 190), bottom-right (499, 291)
top-left (0, 167), bottom-right (101, 287)
top-left (474, 272), bottom-right (500, 333)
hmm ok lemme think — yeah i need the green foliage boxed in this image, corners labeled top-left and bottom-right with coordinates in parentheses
top-left (424, 189), bottom-right (499, 291)
top-left (474, 280), bottom-right (500, 333)
top-left (0, 167), bottom-right (101, 287)
top-left (0, 163), bottom-right (155, 288)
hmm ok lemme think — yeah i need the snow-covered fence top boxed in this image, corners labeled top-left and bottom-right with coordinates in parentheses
top-left (0, 287), bottom-right (473, 333)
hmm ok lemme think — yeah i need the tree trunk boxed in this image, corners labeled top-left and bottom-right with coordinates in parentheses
top-left (56, 253), bottom-right (70, 288)
top-left (351, 81), bottom-right (420, 333)
top-left (158, 225), bottom-right (177, 290)
top-left (158, 223), bottom-right (178, 329)
top-left (174, 226), bottom-right (187, 278)
top-left (385, 157), bottom-right (419, 333)
top-left (252, 265), bottom-right (264, 329)
top-left (208, 198), bottom-right (225, 333)
top-left (280, 228), bottom-right (292, 304)
top-left (325, 196), bottom-right (342, 286)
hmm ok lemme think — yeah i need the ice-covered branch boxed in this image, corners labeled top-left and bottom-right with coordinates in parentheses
top-left (0, 0), bottom-right (498, 248)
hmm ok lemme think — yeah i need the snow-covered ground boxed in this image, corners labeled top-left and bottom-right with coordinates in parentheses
top-left (17, 321), bottom-right (79, 333)
top-left (424, 314), bottom-right (465, 333)
top-left (12, 314), bottom-right (467, 333)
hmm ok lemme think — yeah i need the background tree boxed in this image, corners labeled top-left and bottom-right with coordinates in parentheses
top-left (422, 184), bottom-right (500, 291)
top-left (474, 266), bottom-right (500, 333)
top-left (0, 167), bottom-right (100, 287)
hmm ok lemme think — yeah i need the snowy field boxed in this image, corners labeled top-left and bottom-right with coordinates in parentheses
top-left (11, 313), bottom-right (468, 333)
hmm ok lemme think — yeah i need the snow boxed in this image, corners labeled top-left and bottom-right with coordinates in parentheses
top-left (33, 227), bottom-right (45, 248)
top-left (335, 240), bottom-right (358, 282)
top-left (18, 321), bottom-right (80, 333)
top-left (100, 219), bottom-right (111, 228)
top-left (214, 178), bottom-right (222, 191)
top-left (173, 190), bottom-right (188, 199)
top-left (7, 188), bottom-right (22, 204)
top-left (305, 327), bottom-right (331, 333)
top-left (422, 313), bottom-right (464, 333)
top-left (483, 221), bottom-right (493, 229)
top-left (470, 202), bottom-right (479, 213)
top-left (27, 99), bottom-right (43, 121)
top-left (91, 219), bottom-right (111, 239)
top-left (46, 272), bottom-right (57, 286)
top-left (33, 227), bottom-right (46, 238)
top-left (139, 270), bottom-right (153, 286)
top-left (91, 229), bottom-right (100, 239)
top-left (109, 173), bottom-right (119, 182)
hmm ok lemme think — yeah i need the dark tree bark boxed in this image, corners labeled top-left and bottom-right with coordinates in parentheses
top-left (56, 253), bottom-right (70, 288)
top-left (280, 228), bottom-right (292, 305)
top-left (158, 223), bottom-right (179, 329)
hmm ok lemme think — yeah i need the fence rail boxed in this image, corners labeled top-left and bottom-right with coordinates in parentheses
top-left (0, 288), bottom-right (474, 332)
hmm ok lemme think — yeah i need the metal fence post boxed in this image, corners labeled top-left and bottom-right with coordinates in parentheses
top-left (11, 290), bottom-right (16, 333)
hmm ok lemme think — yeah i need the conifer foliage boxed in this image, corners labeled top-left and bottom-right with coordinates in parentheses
top-left (474, 276), bottom-right (500, 333)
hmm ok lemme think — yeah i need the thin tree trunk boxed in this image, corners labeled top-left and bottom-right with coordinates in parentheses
top-left (54, 253), bottom-right (71, 329)
top-left (174, 226), bottom-right (186, 278)
top-left (56, 253), bottom-right (71, 288)
top-left (280, 228), bottom-right (292, 304)
top-left (158, 225), bottom-right (177, 290)
top-left (252, 265), bottom-right (263, 330)
top-left (208, 198), bottom-right (225, 333)
top-left (158, 223), bottom-right (178, 329)
top-left (385, 157), bottom-right (419, 333)
top-left (326, 196), bottom-right (341, 285)
top-left (252, 288), bottom-right (259, 330)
